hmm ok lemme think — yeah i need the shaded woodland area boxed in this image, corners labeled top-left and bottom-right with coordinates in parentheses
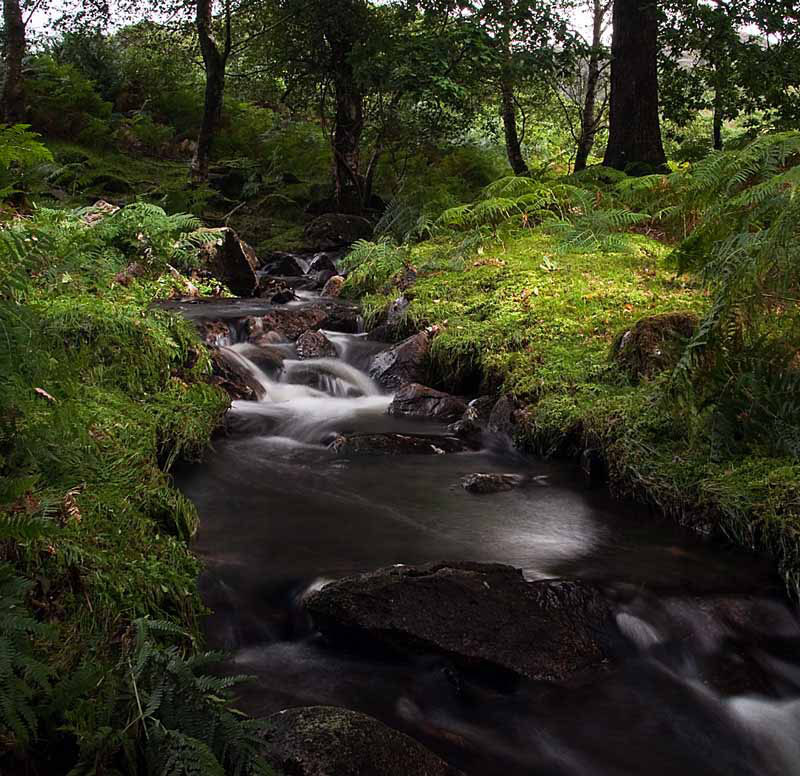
top-left (1, 0), bottom-right (800, 773)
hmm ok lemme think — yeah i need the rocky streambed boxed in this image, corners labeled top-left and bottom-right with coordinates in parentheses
top-left (172, 233), bottom-right (800, 776)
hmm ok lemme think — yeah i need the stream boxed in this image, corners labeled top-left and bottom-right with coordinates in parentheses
top-left (173, 274), bottom-right (800, 775)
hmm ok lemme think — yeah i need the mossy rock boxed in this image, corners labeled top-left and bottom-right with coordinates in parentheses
top-left (262, 706), bottom-right (463, 776)
top-left (611, 312), bottom-right (697, 381)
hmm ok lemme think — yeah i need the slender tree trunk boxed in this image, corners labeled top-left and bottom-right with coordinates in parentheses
top-left (575, 0), bottom-right (608, 172)
top-left (500, 80), bottom-right (528, 176)
top-left (192, 0), bottom-right (230, 183)
top-left (499, 0), bottom-right (529, 176)
top-left (603, 0), bottom-right (667, 173)
top-left (2, 0), bottom-right (26, 123)
top-left (712, 87), bottom-right (723, 150)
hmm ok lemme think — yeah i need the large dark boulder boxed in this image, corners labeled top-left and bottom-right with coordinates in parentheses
top-left (369, 331), bottom-right (430, 390)
top-left (611, 312), bottom-right (697, 382)
top-left (388, 384), bottom-right (466, 423)
top-left (330, 433), bottom-right (473, 456)
top-left (262, 706), bottom-right (463, 776)
top-left (197, 228), bottom-right (259, 297)
top-left (305, 563), bottom-right (618, 683)
top-left (305, 213), bottom-right (373, 251)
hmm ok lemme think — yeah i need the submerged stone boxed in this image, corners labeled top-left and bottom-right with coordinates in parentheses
top-left (330, 433), bottom-right (472, 456)
top-left (461, 473), bottom-right (525, 494)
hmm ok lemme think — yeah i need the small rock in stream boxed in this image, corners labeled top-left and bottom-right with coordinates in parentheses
top-left (388, 384), bottom-right (466, 422)
top-left (263, 252), bottom-right (309, 276)
top-left (369, 331), bottom-right (431, 390)
top-left (330, 432), bottom-right (474, 456)
top-left (262, 706), bottom-right (464, 776)
top-left (296, 330), bottom-right (337, 360)
top-left (461, 473), bottom-right (526, 495)
top-left (321, 274), bottom-right (345, 297)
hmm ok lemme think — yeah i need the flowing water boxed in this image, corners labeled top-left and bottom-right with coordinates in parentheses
top-left (175, 291), bottom-right (800, 775)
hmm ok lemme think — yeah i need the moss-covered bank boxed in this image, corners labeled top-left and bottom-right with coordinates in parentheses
top-left (0, 204), bottom-right (267, 770)
top-left (343, 230), bottom-right (800, 598)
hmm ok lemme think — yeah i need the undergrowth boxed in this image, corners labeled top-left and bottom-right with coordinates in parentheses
top-left (0, 203), bottom-right (273, 772)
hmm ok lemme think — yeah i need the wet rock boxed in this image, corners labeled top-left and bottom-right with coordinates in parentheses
top-left (464, 396), bottom-right (495, 426)
top-left (257, 274), bottom-right (310, 297)
top-left (388, 384), bottom-right (466, 423)
top-left (297, 330), bottom-right (336, 360)
top-left (369, 331), bottom-right (430, 390)
top-left (267, 288), bottom-right (297, 304)
top-left (198, 319), bottom-right (232, 348)
top-left (307, 253), bottom-right (339, 275)
top-left (197, 227), bottom-right (259, 297)
top-left (305, 213), bottom-right (373, 251)
top-left (368, 296), bottom-right (413, 343)
top-left (209, 349), bottom-right (263, 400)
top-left (304, 563), bottom-right (618, 683)
top-left (580, 448), bottom-right (608, 486)
top-left (263, 252), bottom-right (309, 277)
top-left (247, 307), bottom-right (329, 341)
top-left (461, 473), bottom-right (525, 495)
top-left (262, 706), bottom-right (463, 776)
top-left (250, 330), bottom-right (284, 347)
top-left (330, 433), bottom-right (473, 456)
top-left (447, 417), bottom-right (482, 443)
top-left (611, 312), bottom-right (697, 382)
top-left (321, 275), bottom-right (345, 298)
top-left (235, 343), bottom-right (284, 375)
top-left (487, 395), bottom-right (518, 438)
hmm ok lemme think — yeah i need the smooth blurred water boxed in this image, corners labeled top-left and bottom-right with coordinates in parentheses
top-left (177, 319), bottom-right (800, 776)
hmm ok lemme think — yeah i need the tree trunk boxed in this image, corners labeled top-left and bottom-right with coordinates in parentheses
top-left (499, 0), bottom-right (528, 176)
top-left (192, 0), bottom-right (230, 183)
top-left (500, 79), bottom-right (529, 176)
top-left (712, 88), bottom-right (723, 150)
top-left (332, 74), bottom-right (365, 214)
top-left (2, 0), bottom-right (26, 123)
top-left (603, 0), bottom-right (667, 173)
top-left (575, 0), bottom-right (608, 172)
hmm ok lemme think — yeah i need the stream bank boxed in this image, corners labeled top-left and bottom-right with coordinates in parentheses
top-left (175, 241), bottom-right (800, 775)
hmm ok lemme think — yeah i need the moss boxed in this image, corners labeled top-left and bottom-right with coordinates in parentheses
top-left (0, 209), bottom-right (229, 721)
top-left (344, 227), bottom-right (800, 597)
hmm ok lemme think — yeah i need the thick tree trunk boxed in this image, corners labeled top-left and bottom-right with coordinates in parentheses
top-left (575, 0), bottom-right (608, 172)
top-left (2, 0), bottom-right (26, 123)
top-left (192, 0), bottom-right (230, 183)
top-left (603, 0), bottom-right (667, 173)
top-left (332, 74), bottom-right (366, 214)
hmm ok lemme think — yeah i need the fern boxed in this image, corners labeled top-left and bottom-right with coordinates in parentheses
top-left (668, 132), bottom-right (800, 456)
top-left (0, 564), bottom-right (52, 749)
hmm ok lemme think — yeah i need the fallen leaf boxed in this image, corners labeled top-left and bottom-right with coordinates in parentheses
top-left (34, 388), bottom-right (57, 403)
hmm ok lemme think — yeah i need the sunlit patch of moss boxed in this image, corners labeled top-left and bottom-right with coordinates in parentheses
top-left (345, 226), bottom-right (799, 597)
